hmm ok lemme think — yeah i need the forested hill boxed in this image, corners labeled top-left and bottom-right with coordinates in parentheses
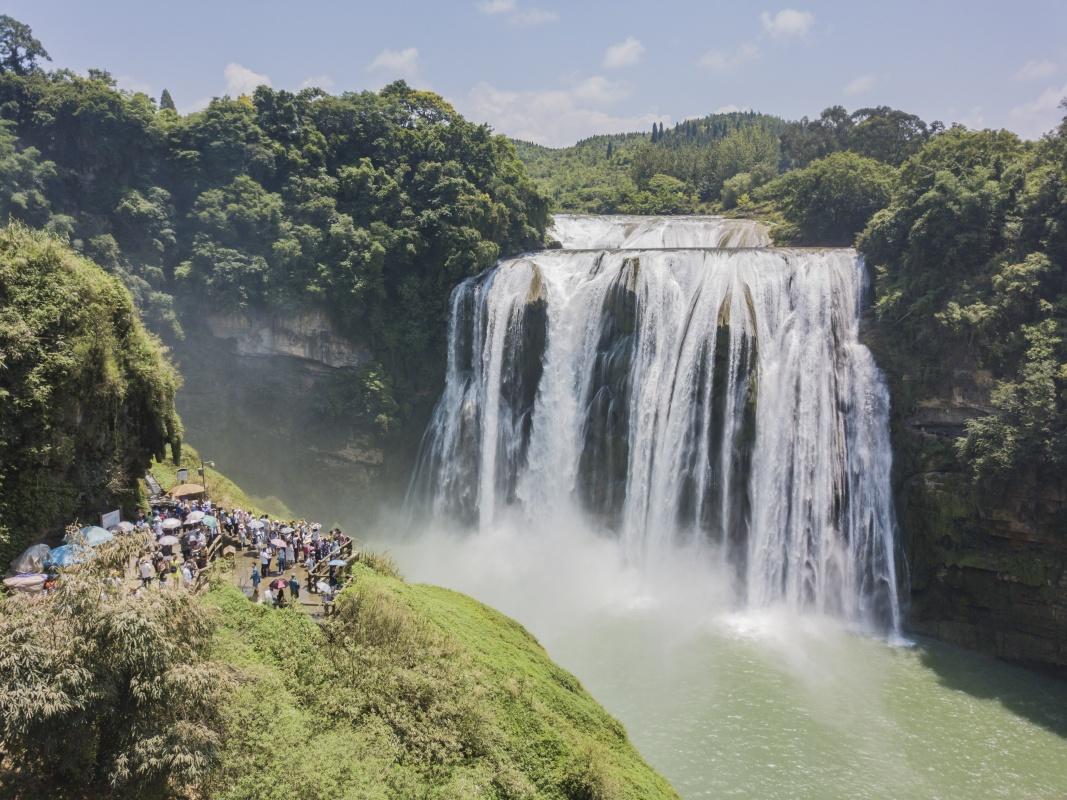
top-left (514, 106), bottom-right (938, 214)
top-left (0, 16), bottom-right (548, 435)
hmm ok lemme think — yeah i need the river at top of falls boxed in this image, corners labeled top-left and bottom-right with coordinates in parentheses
top-left (411, 213), bottom-right (900, 634)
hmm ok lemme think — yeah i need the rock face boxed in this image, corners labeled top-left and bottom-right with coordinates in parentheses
top-left (870, 337), bottom-right (1067, 673)
top-left (201, 309), bottom-right (371, 369)
top-left (170, 307), bottom-right (398, 525)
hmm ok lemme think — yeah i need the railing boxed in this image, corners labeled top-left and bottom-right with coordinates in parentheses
top-left (306, 536), bottom-right (356, 590)
top-left (193, 532), bottom-right (231, 592)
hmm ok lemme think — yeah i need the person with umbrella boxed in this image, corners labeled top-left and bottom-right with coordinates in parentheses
top-left (269, 578), bottom-right (287, 608)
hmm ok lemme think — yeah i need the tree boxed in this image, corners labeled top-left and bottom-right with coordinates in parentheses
top-left (0, 15), bottom-right (50, 75)
top-left (160, 87), bottom-right (176, 111)
top-left (0, 226), bottom-right (181, 563)
top-left (758, 151), bottom-right (896, 245)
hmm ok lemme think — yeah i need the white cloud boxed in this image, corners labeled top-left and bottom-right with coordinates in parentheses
top-left (715, 104), bottom-right (752, 114)
top-left (367, 47), bottom-right (420, 79)
top-left (479, 0), bottom-right (557, 25)
top-left (843, 74), bottom-right (876, 96)
top-left (478, 0), bottom-right (516, 12)
top-left (458, 76), bottom-right (667, 147)
top-left (760, 9), bottom-right (814, 38)
top-left (603, 37), bottom-right (645, 69)
top-left (300, 74), bottom-right (335, 92)
top-left (1016, 59), bottom-right (1057, 81)
top-left (512, 7), bottom-right (557, 25)
top-left (224, 62), bottom-right (271, 95)
top-left (1009, 82), bottom-right (1067, 139)
top-left (698, 43), bottom-right (759, 73)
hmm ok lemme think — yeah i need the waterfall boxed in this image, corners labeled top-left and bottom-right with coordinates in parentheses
top-left (410, 214), bottom-right (901, 633)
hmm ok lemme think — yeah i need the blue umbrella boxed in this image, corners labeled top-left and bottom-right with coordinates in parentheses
top-left (201, 515), bottom-right (218, 529)
top-left (47, 544), bottom-right (91, 567)
top-left (327, 559), bottom-right (347, 567)
top-left (76, 526), bottom-right (114, 547)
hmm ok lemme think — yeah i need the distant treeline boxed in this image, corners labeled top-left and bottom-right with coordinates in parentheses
top-left (515, 106), bottom-right (941, 213)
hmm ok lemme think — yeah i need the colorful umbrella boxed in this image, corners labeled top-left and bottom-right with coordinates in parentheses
top-left (327, 559), bottom-right (347, 567)
top-left (67, 525), bottom-right (112, 547)
top-left (201, 515), bottom-right (218, 529)
top-left (270, 578), bottom-right (287, 589)
top-left (47, 544), bottom-right (91, 567)
top-left (169, 483), bottom-right (205, 498)
top-left (270, 538), bottom-right (286, 548)
top-left (3, 573), bottom-right (47, 592)
top-left (10, 543), bottom-right (51, 573)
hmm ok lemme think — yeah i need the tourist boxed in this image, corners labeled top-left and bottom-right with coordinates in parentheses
top-left (138, 556), bottom-right (155, 589)
top-left (277, 547), bottom-right (287, 574)
top-left (288, 574), bottom-right (300, 602)
top-left (260, 547), bottom-right (271, 576)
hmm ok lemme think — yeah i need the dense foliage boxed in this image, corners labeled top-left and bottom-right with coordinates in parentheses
top-left (757, 152), bottom-right (896, 245)
top-left (0, 225), bottom-right (181, 562)
top-left (0, 533), bottom-right (233, 799)
top-left (204, 568), bottom-right (677, 799)
top-left (0, 19), bottom-right (547, 433)
top-left (517, 106), bottom-right (939, 213)
top-left (861, 117), bottom-right (1067, 481)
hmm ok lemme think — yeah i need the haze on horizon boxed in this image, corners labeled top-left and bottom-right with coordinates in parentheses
top-left (9, 0), bottom-right (1067, 146)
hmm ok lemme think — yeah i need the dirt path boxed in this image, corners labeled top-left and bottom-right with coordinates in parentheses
top-left (228, 547), bottom-right (328, 621)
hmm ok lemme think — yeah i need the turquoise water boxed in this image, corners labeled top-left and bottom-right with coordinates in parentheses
top-left (386, 528), bottom-right (1067, 799)
top-left (549, 613), bottom-right (1067, 799)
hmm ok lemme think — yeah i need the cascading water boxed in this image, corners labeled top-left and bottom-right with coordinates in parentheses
top-left (410, 214), bottom-right (901, 633)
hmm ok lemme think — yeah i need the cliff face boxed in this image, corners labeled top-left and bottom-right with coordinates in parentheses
top-left (870, 334), bottom-right (1067, 673)
top-left (170, 307), bottom-right (402, 526)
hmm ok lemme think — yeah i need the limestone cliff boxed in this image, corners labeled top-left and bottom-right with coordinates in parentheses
top-left (867, 329), bottom-right (1067, 673)
top-left (169, 307), bottom-right (416, 526)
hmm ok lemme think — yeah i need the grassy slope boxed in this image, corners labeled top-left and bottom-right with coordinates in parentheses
top-left (202, 567), bottom-right (677, 799)
top-left (145, 442), bottom-right (294, 518)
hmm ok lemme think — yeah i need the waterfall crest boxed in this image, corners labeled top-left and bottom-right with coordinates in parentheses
top-left (411, 214), bottom-right (901, 632)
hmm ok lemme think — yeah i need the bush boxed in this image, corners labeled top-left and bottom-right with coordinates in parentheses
top-left (0, 537), bottom-right (233, 799)
top-left (758, 151), bottom-right (895, 245)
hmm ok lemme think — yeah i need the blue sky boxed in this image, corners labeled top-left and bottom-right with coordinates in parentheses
top-left (8, 1), bottom-right (1067, 146)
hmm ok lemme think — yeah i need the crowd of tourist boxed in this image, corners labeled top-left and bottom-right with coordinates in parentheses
top-left (7, 492), bottom-right (354, 616)
top-left (130, 496), bottom-right (352, 612)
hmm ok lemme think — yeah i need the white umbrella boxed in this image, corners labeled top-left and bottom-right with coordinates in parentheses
top-left (248, 519), bottom-right (266, 530)
top-left (158, 534), bottom-right (180, 546)
top-left (184, 510), bottom-right (205, 524)
top-left (270, 538), bottom-right (286, 548)
top-left (310, 523), bottom-right (322, 531)
top-left (161, 518), bottom-right (182, 530)
top-left (110, 520), bottom-right (136, 533)
top-left (280, 526), bottom-right (294, 534)
top-left (316, 581), bottom-right (331, 594)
